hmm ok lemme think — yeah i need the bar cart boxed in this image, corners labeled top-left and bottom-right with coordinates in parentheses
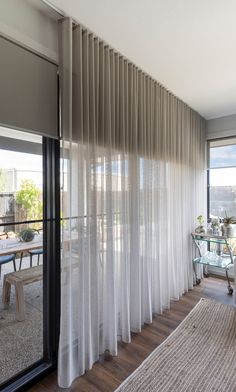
top-left (191, 232), bottom-right (235, 295)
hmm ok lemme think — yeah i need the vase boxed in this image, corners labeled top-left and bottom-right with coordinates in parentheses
top-left (221, 224), bottom-right (227, 236)
top-left (227, 224), bottom-right (235, 238)
top-left (195, 225), bottom-right (206, 234)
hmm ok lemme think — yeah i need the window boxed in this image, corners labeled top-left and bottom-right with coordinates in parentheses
top-left (208, 138), bottom-right (236, 219)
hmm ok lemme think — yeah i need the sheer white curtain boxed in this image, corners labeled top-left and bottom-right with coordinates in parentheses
top-left (58, 18), bottom-right (206, 388)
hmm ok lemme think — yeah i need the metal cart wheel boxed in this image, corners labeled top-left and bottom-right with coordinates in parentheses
top-left (228, 286), bottom-right (233, 295)
top-left (226, 269), bottom-right (233, 295)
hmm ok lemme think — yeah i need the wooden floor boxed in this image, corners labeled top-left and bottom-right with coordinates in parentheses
top-left (29, 277), bottom-right (235, 392)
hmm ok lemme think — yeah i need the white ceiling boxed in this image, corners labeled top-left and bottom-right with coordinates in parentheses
top-left (50, 0), bottom-right (236, 120)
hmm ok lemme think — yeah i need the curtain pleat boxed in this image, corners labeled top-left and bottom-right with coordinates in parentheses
top-left (58, 18), bottom-right (206, 388)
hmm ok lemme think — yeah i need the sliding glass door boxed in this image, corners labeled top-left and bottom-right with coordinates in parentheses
top-left (0, 127), bottom-right (60, 389)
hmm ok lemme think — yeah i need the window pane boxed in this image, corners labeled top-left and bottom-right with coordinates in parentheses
top-left (0, 128), bottom-right (43, 385)
top-left (0, 128), bottom-right (42, 228)
top-left (209, 167), bottom-right (236, 218)
top-left (209, 144), bottom-right (236, 169)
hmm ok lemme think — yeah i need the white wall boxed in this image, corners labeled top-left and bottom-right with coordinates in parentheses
top-left (0, 0), bottom-right (58, 62)
top-left (207, 113), bottom-right (236, 140)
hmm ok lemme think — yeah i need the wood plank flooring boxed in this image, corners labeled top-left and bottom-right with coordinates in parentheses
top-left (29, 277), bottom-right (235, 392)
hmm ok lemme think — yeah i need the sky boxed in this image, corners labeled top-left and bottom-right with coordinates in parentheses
top-left (0, 150), bottom-right (43, 190)
top-left (0, 150), bottom-right (42, 171)
top-left (210, 145), bottom-right (236, 186)
top-left (210, 145), bottom-right (236, 168)
top-left (210, 168), bottom-right (236, 187)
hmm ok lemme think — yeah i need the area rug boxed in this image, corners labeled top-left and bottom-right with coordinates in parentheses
top-left (115, 298), bottom-right (236, 392)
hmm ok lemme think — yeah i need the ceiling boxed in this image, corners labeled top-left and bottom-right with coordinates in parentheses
top-left (50, 0), bottom-right (236, 120)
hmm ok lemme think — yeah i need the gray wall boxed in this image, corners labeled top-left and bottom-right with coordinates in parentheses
top-left (207, 113), bottom-right (236, 140)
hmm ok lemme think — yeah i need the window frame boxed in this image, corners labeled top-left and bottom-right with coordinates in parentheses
top-left (0, 137), bottom-right (60, 392)
top-left (207, 136), bottom-right (236, 222)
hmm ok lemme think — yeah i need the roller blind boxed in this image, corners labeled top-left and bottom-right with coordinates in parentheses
top-left (0, 36), bottom-right (58, 138)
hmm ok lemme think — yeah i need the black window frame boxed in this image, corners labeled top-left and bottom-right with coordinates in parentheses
top-left (0, 137), bottom-right (60, 392)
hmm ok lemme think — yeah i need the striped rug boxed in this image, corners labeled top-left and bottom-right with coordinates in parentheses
top-left (115, 298), bottom-right (236, 392)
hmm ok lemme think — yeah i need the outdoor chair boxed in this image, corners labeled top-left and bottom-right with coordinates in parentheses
top-left (28, 248), bottom-right (44, 267)
top-left (19, 249), bottom-right (44, 269)
top-left (0, 254), bottom-right (16, 278)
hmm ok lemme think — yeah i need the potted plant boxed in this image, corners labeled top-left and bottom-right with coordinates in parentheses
top-left (195, 215), bottom-right (206, 234)
top-left (18, 228), bottom-right (37, 242)
top-left (211, 217), bottom-right (220, 235)
top-left (221, 212), bottom-right (236, 237)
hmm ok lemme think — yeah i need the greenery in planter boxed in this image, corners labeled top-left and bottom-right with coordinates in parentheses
top-left (195, 214), bottom-right (206, 234)
top-left (197, 215), bottom-right (204, 226)
top-left (223, 212), bottom-right (236, 225)
top-left (211, 218), bottom-right (220, 227)
top-left (18, 228), bottom-right (36, 242)
top-left (16, 180), bottom-right (43, 224)
top-left (221, 212), bottom-right (236, 237)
